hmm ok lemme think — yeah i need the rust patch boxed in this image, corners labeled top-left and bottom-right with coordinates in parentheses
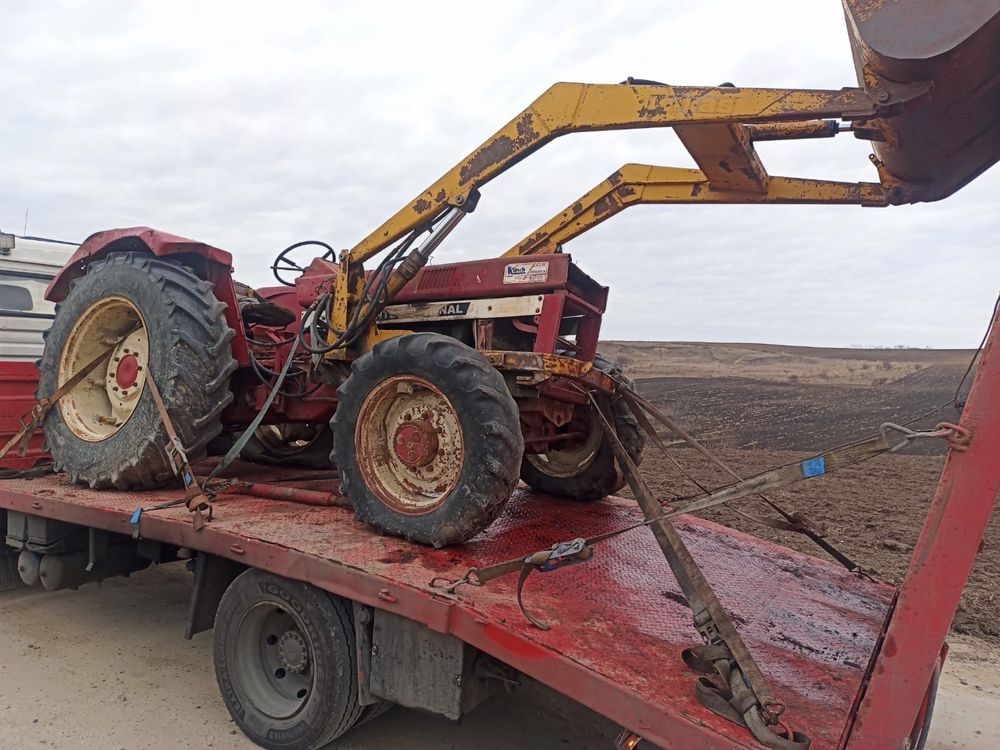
top-left (514, 231), bottom-right (547, 254)
top-left (435, 189), bottom-right (446, 202)
top-left (690, 183), bottom-right (704, 197)
top-left (616, 185), bottom-right (636, 198)
top-left (639, 103), bottom-right (667, 118)
top-left (413, 197), bottom-right (432, 213)
top-left (571, 202), bottom-right (584, 215)
top-left (717, 160), bottom-right (733, 173)
top-left (593, 196), bottom-right (617, 216)
top-left (459, 112), bottom-right (542, 186)
top-left (607, 171), bottom-right (624, 187)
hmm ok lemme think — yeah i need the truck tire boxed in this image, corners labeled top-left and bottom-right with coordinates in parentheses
top-left (213, 569), bottom-right (363, 750)
top-left (520, 355), bottom-right (645, 502)
top-left (241, 424), bottom-right (333, 469)
top-left (38, 252), bottom-right (236, 489)
top-left (0, 548), bottom-right (22, 592)
top-left (332, 333), bottom-right (523, 547)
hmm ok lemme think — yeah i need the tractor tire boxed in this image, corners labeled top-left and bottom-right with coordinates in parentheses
top-left (38, 252), bottom-right (236, 489)
top-left (241, 424), bottom-right (333, 470)
top-left (213, 569), bottom-right (363, 750)
top-left (520, 354), bottom-right (645, 502)
top-left (332, 333), bottom-right (523, 547)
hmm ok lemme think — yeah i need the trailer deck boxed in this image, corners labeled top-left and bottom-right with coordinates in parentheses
top-left (0, 462), bottom-right (897, 749)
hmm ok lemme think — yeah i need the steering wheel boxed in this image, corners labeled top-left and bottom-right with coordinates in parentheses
top-left (271, 240), bottom-right (337, 286)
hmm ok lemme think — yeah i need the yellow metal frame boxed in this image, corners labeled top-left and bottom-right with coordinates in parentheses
top-left (504, 165), bottom-right (888, 257)
top-left (328, 78), bottom-right (927, 355)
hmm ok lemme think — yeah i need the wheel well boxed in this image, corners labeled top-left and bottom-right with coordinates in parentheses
top-left (47, 231), bottom-right (250, 365)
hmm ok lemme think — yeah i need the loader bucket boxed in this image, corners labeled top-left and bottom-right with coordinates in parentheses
top-left (843, 0), bottom-right (999, 201)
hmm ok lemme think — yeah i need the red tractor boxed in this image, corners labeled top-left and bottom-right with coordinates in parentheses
top-left (42, 228), bottom-right (644, 546)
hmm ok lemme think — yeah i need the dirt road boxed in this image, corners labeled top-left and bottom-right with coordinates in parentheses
top-left (0, 564), bottom-right (996, 749)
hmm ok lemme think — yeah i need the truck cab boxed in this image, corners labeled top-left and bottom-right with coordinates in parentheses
top-left (0, 233), bottom-right (77, 361)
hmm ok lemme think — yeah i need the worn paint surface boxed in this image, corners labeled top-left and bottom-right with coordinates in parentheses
top-left (504, 166), bottom-right (888, 257)
top-left (345, 82), bottom-right (894, 265)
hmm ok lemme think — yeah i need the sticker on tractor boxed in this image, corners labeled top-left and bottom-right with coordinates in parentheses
top-left (437, 302), bottom-right (471, 317)
top-left (503, 261), bottom-right (549, 284)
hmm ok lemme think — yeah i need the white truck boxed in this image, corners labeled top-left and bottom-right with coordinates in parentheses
top-left (0, 232), bottom-right (77, 360)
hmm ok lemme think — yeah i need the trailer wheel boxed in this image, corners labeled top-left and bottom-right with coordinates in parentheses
top-left (213, 569), bottom-right (363, 750)
top-left (0, 548), bottom-right (22, 592)
top-left (38, 252), bottom-right (236, 489)
top-left (520, 355), bottom-right (645, 501)
top-left (332, 333), bottom-right (523, 547)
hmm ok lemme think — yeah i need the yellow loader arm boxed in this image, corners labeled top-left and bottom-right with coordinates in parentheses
top-left (504, 162), bottom-right (890, 258)
top-left (328, 0), bottom-right (997, 356)
top-left (329, 81), bottom-right (923, 350)
top-left (345, 81), bottom-right (919, 266)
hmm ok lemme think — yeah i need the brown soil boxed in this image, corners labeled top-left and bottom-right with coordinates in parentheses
top-left (605, 342), bottom-right (997, 642)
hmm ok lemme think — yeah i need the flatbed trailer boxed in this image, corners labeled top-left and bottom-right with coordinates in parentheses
top-left (1, 300), bottom-right (998, 750)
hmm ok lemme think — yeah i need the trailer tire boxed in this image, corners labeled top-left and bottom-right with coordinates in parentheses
top-left (213, 569), bottom-right (363, 750)
top-left (520, 354), bottom-right (645, 502)
top-left (0, 548), bottom-right (22, 592)
top-left (332, 333), bottom-right (523, 547)
top-left (38, 252), bottom-right (236, 489)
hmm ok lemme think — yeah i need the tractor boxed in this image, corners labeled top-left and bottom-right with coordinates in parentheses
top-left (38, 0), bottom-right (998, 546)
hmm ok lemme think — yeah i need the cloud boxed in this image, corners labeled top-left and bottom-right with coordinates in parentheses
top-left (2, 0), bottom-right (996, 347)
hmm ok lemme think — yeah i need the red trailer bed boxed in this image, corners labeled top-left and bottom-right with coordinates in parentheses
top-left (0, 464), bottom-right (894, 750)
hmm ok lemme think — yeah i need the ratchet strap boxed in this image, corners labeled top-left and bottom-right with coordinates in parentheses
top-left (144, 370), bottom-right (212, 531)
top-left (590, 394), bottom-right (810, 750)
top-left (132, 335), bottom-right (302, 535)
top-left (0, 324), bottom-right (141, 464)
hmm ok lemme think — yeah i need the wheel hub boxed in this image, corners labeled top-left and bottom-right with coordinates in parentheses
top-left (277, 630), bottom-right (309, 674)
top-left (355, 375), bottom-right (464, 515)
top-left (393, 420), bottom-right (439, 467)
top-left (115, 354), bottom-right (139, 389)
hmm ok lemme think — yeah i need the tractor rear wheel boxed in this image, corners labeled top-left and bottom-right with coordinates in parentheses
top-left (520, 355), bottom-right (645, 502)
top-left (38, 252), bottom-right (236, 489)
top-left (331, 333), bottom-right (523, 547)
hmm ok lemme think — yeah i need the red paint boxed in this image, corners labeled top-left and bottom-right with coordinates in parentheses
top-left (394, 421), bottom-right (438, 466)
top-left (46, 227), bottom-right (233, 302)
top-left (0, 361), bottom-right (48, 469)
top-left (115, 355), bottom-right (139, 389)
top-left (479, 622), bottom-right (550, 660)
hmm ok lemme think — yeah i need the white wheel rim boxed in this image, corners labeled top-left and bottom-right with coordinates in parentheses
top-left (57, 296), bottom-right (149, 442)
top-left (355, 375), bottom-right (464, 515)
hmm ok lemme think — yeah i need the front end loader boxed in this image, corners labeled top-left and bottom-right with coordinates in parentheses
top-left (38, 0), bottom-right (998, 547)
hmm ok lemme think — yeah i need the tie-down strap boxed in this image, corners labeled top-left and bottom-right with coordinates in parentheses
top-left (0, 323), bottom-right (141, 464)
top-left (684, 644), bottom-right (810, 750)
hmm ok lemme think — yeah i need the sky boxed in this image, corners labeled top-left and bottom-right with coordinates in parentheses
top-left (2, 1), bottom-right (997, 348)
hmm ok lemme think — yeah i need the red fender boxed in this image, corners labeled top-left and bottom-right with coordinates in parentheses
top-left (45, 227), bottom-right (249, 364)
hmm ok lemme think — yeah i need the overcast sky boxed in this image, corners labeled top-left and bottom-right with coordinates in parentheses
top-left (2, 1), bottom-right (997, 347)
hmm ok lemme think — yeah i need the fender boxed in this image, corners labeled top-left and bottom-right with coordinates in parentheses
top-left (45, 227), bottom-right (249, 364)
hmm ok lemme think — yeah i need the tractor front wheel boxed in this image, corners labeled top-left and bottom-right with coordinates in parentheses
top-left (331, 334), bottom-right (523, 547)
